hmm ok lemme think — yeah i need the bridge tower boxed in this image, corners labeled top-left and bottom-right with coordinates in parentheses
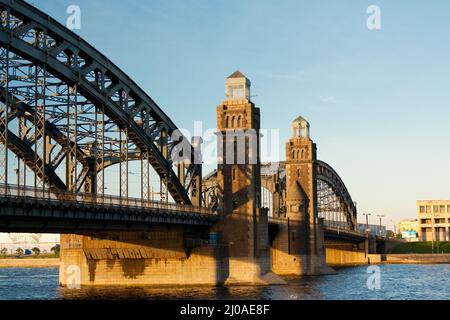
top-left (271, 116), bottom-right (333, 275)
top-left (216, 71), bottom-right (283, 285)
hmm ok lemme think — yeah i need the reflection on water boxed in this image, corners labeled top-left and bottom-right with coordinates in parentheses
top-left (1, 264), bottom-right (450, 300)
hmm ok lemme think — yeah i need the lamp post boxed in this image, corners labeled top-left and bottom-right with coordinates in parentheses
top-left (376, 215), bottom-right (385, 237)
top-left (363, 213), bottom-right (371, 257)
top-left (389, 219), bottom-right (396, 238)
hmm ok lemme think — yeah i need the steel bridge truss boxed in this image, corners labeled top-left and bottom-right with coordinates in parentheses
top-left (0, 0), bottom-right (202, 206)
top-left (316, 160), bottom-right (357, 231)
top-left (317, 179), bottom-right (351, 230)
top-left (256, 161), bottom-right (357, 231)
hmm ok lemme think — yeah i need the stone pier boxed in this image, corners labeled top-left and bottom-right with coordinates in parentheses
top-left (270, 117), bottom-right (335, 276)
top-left (60, 232), bottom-right (229, 286)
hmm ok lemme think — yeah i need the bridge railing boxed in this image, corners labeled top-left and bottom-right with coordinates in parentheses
top-left (323, 225), bottom-right (365, 237)
top-left (0, 184), bottom-right (215, 216)
top-left (268, 216), bottom-right (367, 237)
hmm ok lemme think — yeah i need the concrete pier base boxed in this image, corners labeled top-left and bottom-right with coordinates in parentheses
top-left (59, 233), bottom-right (286, 286)
top-left (271, 250), bottom-right (336, 276)
top-left (223, 256), bottom-right (286, 286)
top-left (325, 248), bottom-right (382, 266)
top-left (59, 233), bottom-right (228, 286)
top-left (270, 218), bottom-right (336, 276)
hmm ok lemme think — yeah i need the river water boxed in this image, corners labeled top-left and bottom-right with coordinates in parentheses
top-left (0, 264), bottom-right (449, 300)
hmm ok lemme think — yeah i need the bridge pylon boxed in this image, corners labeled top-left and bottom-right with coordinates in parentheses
top-left (270, 117), bottom-right (334, 275)
top-left (214, 71), bottom-right (284, 285)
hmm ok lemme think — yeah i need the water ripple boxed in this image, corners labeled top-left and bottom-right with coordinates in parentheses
top-left (0, 264), bottom-right (450, 300)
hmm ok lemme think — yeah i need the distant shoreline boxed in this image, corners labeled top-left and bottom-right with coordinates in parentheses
top-left (383, 254), bottom-right (450, 264)
top-left (0, 258), bottom-right (60, 268)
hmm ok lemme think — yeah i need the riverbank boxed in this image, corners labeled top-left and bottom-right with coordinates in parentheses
top-left (328, 252), bottom-right (450, 266)
top-left (388, 241), bottom-right (450, 254)
top-left (0, 258), bottom-right (60, 268)
top-left (384, 254), bottom-right (450, 264)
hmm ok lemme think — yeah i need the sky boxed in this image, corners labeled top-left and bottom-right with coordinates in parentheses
top-left (26, 0), bottom-right (450, 229)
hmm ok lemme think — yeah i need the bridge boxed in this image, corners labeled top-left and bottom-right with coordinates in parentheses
top-left (0, 184), bottom-right (217, 233)
top-left (203, 157), bottom-right (377, 269)
top-left (0, 0), bottom-right (383, 286)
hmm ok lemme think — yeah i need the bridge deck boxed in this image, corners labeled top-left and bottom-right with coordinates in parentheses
top-left (0, 185), bottom-right (218, 233)
top-left (322, 225), bottom-right (366, 243)
top-left (268, 217), bottom-right (368, 243)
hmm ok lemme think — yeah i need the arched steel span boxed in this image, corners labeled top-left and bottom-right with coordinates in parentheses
top-left (0, 0), bottom-right (201, 205)
top-left (256, 161), bottom-right (357, 231)
top-left (315, 160), bottom-right (357, 231)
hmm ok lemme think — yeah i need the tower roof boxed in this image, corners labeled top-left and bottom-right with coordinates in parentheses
top-left (286, 181), bottom-right (308, 201)
top-left (227, 70), bottom-right (247, 79)
top-left (293, 116), bottom-right (308, 123)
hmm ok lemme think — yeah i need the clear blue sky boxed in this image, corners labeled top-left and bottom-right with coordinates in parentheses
top-left (28, 0), bottom-right (450, 229)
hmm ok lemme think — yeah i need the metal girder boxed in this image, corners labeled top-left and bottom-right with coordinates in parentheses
top-left (0, 45), bottom-right (8, 186)
top-left (315, 160), bottom-right (357, 230)
top-left (95, 105), bottom-right (104, 196)
top-left (1, 124), bottom-right (66, 189)
top-left (255, 160), bottom-right (357, 230)
top-left (0, 86), bottom-right (90, 189)
top-left (0, 0), bottom-right (197, 204)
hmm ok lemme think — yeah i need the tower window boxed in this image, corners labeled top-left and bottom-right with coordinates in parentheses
top-left (230, 86), bottom-right (245, 99)
top-left (232, 167), bottom-right (237, 181)
top-left (292, 231), bottom-right (297, 241)
top-left (300, 128), bottom-right (306, 137)
top-left (237, 115), bottom-right (242, 127)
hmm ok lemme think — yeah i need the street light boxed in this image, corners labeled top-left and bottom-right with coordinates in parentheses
top-left (376, 215), bottom-right (385, 237)
top-left (388, 219), bottom-right (397, 239)
top-left (363, 213), bottom-right (371, 258)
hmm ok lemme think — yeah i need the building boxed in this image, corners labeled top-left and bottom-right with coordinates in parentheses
top-left (397, 219), bottom-right (419, 239)
top-left (417, 200), bottom-right (450, 241)
top-left (0, 233), bottom-right (60, 254)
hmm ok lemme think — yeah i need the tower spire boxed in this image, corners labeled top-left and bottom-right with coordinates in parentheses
top-left (225, 70), bottom-right (251, 101)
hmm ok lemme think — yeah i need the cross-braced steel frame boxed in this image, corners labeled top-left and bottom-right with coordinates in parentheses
top-left (0, 0), bottom-right (202, 206)
top-left (317, 179), bottom-right (349, 229)
top-left (255, 160), bottom-right (358, 231)
top-left (316, 160), bottom-right (357, 231)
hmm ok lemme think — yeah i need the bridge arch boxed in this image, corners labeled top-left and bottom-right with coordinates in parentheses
top-left (0, 0), bottom-right (200, 204)
top-left (315, 160), bottom-right (357, 231)
top-left (202, 160), bottom-right (357, 229)
top-left (257, 161), bottom-right (357, 230)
